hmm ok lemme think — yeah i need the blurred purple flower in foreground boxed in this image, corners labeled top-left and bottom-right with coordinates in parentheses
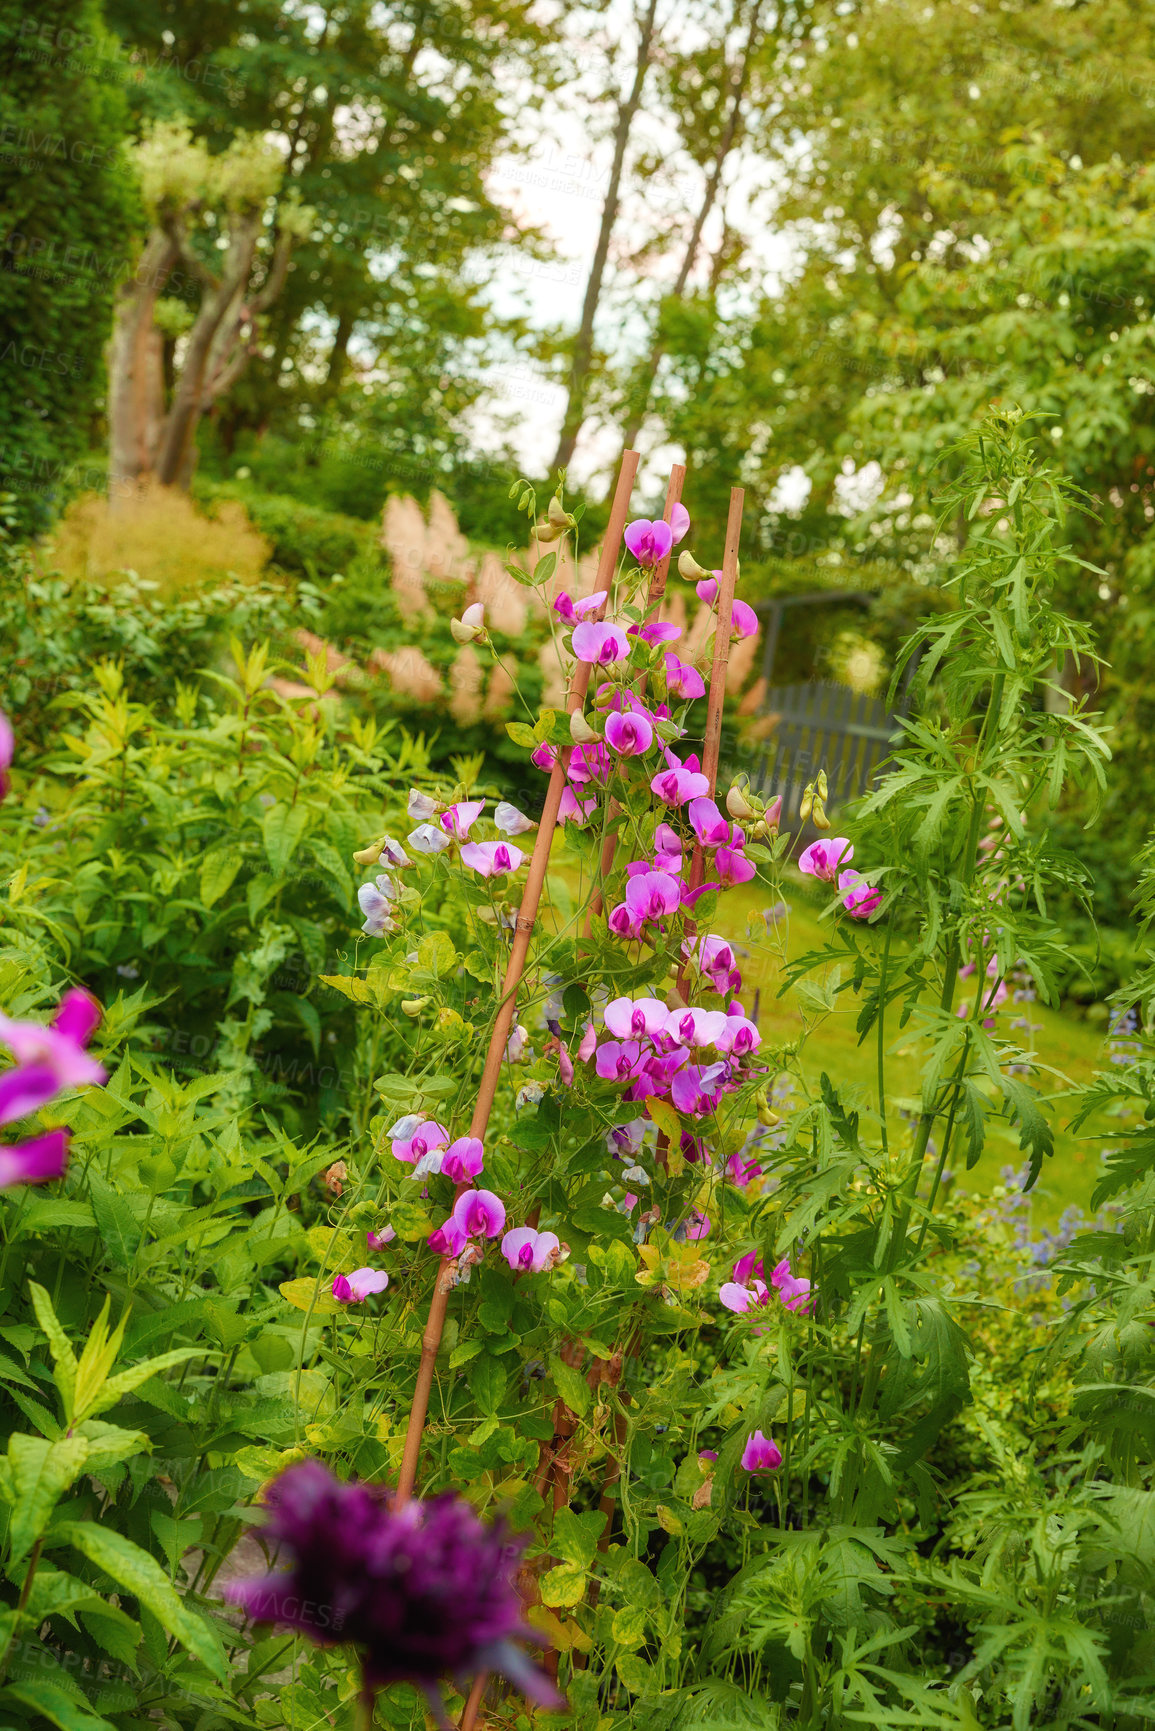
top-left (225, 1461), bottom-right (557, 1712)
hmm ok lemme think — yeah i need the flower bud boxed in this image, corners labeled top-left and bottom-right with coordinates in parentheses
top-left (353, 837), bottom-right (386, 865)
top-left (799, 783), bottom-right (814, 823)
top-left (547, 496), bottom-right (575, 528)
top-left (726, 782), bottom-right (757, 822)
top-left (764, 794), bottom-right (782, 832)
top-left (817, 769), bottom-right (829, 802)
top-left (811, 799), bottom-right (831, 832)
top-left (400, 996), bottom-right (431, 1017)
top-left (535, 521), bottom-right (563, 543)
top-left (678, 550), bottom-right (710, 581)
top-left (570, 709), bottom-right (600, 744)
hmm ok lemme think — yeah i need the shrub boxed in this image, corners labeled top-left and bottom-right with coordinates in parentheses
top-left (47, 482), bottom-right (271, 593)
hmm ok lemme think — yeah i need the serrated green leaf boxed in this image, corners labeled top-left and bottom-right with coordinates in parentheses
top-left (1, 1678), bottom-right (117, 1731)
top-left (8, 1434), bottom-right (89, 1562)
top-left (199, 846), bottom-right (242, 910)
top-left (55, 1522), bottom-right (226, 1680)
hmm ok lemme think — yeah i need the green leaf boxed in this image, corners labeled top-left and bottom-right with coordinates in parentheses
top-left (468, 1354), bottom-right (507, 1415)
top-left (8, 1434), bottom-right (90, 1563)
top-left (505, 722), bottom-right (537, 748)
top-left (87, 1175), bottom-right (141, 1268)
top-left (615, 1653), bottom-right (657, 1696)
top-left (55, 1522), bottom-right (226, 1680)
top-left (199, 846), bottom-right (243, 910)
top-left (91, 1348), bottom-right (203, 1423)
top-left (539, 1563), bottom-right (587, 1608)
top-left (532, 551), bottom-right (558, 585)
top-left (261, 801), bottom-right (310, 877)
top-left (612, 1603), bottom-right (648, 1648)
top-left (552, 1507), bottom-right (606, 1570)
top-left (1, 1679), bottom-right (118, 1731)
top-left (28, 1282), bottom-right (77, 1420)
top-left (550, 1356), bottom-right (591, 1420)
top-left (18, 1199), bottom-right (97, 1234)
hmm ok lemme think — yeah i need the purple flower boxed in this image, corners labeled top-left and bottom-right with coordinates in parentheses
top-left (0, 989), bottom-right (106, 1128)
top-left (653, 822), bottom-right (683, 872)
top-left (429, 1219), bottom-right (469, 1257)
top-left (714, 1010), bottom-right (761, 1057)
top-left (688, 797), bottom-right (731, 848)
top-left (358, 875), bottom-right (398, 936)
top-left (696, 578), bottom-right (719, 605)
top-left (607, 1118), bottom-right (646, 1156)
top-left (651, 749), bottom-right (710, 807)
top-left (664, 653), bottom-right (705, 701)
top-left (629, 620), bottom-right (682, 645)
top-left (604, 710), bottom-right (654, 756)
top-left (714, 844), bottom-right (756, 887)
top-left (392, 1119), bottom-right (450, 1165)
top-left (733, 1250), bottom-right (765, 1285)
top-left (740, 1430), bottom-right (783, 1472)
top-left (441, 1137), bottom-right (485, 1184)
top-left (554, 589), bottom-right (607, 623)
top-left (692, 935), bottom-right (743, 997)
top-left (0, 1129), bottom-right (70, 1189)
top-left (440, 800), bottom-right (486, 841)
top-left (623, 518), bottom-right (674, 567)
top-left (799, 838), bottom-right (853, 882)
top-left (505, 1024), bottom-right (530, 1062)
top-left (578, 1022), bottom-right (598, 1062)
top-left (572, 622), bottom-right (631, 665)
top-left (225, 1462), bottom-right (556, 1705)
top-left (567, 742), bottom-right (611, 786)
top-left (461, 840), bottom-right (525, 877)
top-left (452, 1188), bottom-right (507, 1239)
top-left (595, 1039), bottom-right (646, 1083)
top-left (719, 1278), bottom-right (769, 1313)
top-left (699, 1448), bottom-right (719, 1463)
top-left (0, 710), bottom-right (11, 802)
top-left (494, 802), bottom-right (535, 835)
top-left (604, 996), bottom-right (669, 1040)
top-left (559, 788), bottom-right (597, 825)
top-left (531, 741), bottom-right (558, 772)
top-left (333, 1267), bottom-right (390, 1303)
top-left (684, 1209), bottom-right (711, 1240)
top-left (771, 1257), bottom-right (814, 1313)
top-left (671, 1062), bottom-right (729, 1117)
top-left (501, 1226), bottom-right (561, 1273)
top-left (839, 869), bottom-right (882, 920)
top-left (625, 870), bottom-right (683, 925)
top-left (664, 1006), bottom-right (727, 1048)
top-left (730, 600), bottom-right (759, 640)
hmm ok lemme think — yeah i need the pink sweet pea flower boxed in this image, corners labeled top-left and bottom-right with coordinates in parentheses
top-left (629, 620), bottom-right (682, 645)
top-left (671, 1061), bottom-right (729, 1117)
top-left (719, 1278), bottom-right (770, 1313)
top-left (505, 1024), bottom-right (530, 1062)
top-left (332, 1267), bottom-right (389, 1303)
top-left (407, 789), bottom-right (440, 822)
top-left (572, 622), bottom-right (631, 665)
top-left (696, 577), bottom-right (719, 605)
top-left (604, 710), bottom-right (654, 756)
top-left (625, 870), bottom-right (683, 925)
top-left (684, 1209), bottom-right (711, 1240)
top-left (0, 989), bottom-right (106, 1127)
top-left (578, 1021), bottom-right (598, 1062)
top-left (409, 822), bottom-right (451, 855)
top-left (664, 1006), bottom-right (728, 1048)
top-left (391, 1119), bottom-right (450, 1165)
top-left (653, 823), bottom-right (683, 872)
top-left (554, 590), bottom-right (608, 623)
top-left (727, 1152), bottom-right (763, 1187)
top-left (699, 1448), bottom-right (719, 1463)
top-left (461, 840), bottom-right (525, 877)
top-left (730, 600), bottom-right (759, 640)
top-left (0, 1129), bottom-right (70, 1189)
top-left (595, 1040), bottom-right (646, 1082)
top-left (733, 1250), bottom-right (765, 1286)
top-left (559, 788), bottom-right (598, 825)
top-left (555, 1045), bottom-right (575, 1086)
top-left (501, 1226), bottom-right (561, 1273)
top-left (694, 935), bottom-right (743, 996)
top-left (664, 653), bottom-right (706, 700)
top-left (623, 518), bottom-right (674, 566)
top-left (367, 1224), bottom-right (396, 1251)
top-left (688, 797), bottom-right (731, 848)
top-left (799, 838), bottom-right (853, 882)
top-left (771, 1257), bottom-right (814, 1313)
top-left (531, 741), bottom-right (558, 772)
top-left (604, 997), bottom-right (670, 1040)
top-left (429, 1218), bottom-right (469, 1257)
top-left (0, 710), bottom-right (12, 802)
top-left (440, 800), bottom-right (485, 840)
top-left (714, 844), bottom-right (756, 888)
top-left (494, 801), bottom-right (536, 835)
top-left (651, 749), bottom-right (710, 807)
top-left (839, 869), bottom-right (882, 920)
top-left (568, 743), bottom-right (611, 786)
top-left (452, 1188), bottom-right (507, 1239)
top-left (714, 1009), bottom-right (761, 1057)
top-left (741, 1430), bottom-right (783, 1472)
top-left (441, 1136), bottom-right (485, 1183)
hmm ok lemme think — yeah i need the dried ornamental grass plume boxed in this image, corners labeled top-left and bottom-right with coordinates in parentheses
top-left (226, 1462), bottom-right (556, 1711)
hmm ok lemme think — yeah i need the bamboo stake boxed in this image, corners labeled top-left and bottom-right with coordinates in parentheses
top-left (394, 450), bottom-right (640, 1509)
top-left (676, 485), bottom-right (744, 998)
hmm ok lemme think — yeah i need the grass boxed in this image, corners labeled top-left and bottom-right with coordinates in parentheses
top-left (708, 875), bottom-right (1115, 1226)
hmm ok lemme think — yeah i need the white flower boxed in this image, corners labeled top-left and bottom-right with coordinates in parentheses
top-left (358, 880), bottom-right (396, 936)
top-left (388, 1113), bottom-right (421, 1140)
top-left (408, 822), bottom-right (451, 855)
top-left (494, 801), bottom-right (536, 836)
top-left (505, 1024), bottom-right (531, 1062)
top-left (380, 836), bottom-right (410, 867)
top-left (411, 1149), bottom-right (445, 1179)
top-left (407, 790), bottom-right (439, 822)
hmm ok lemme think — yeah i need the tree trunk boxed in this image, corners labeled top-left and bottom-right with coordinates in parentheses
top-left (550, 0), bottom-right (660, 475)
top-left (106, 228), bottom-right (179, 501)
top-left (619, 0), bottom-right (763, 453)
top-left (153, 212), bottom-right (261, 488)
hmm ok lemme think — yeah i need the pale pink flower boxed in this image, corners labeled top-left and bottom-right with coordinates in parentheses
top-left (629, 620), bottom-right (681, 645)
top-left (441, 1136), bottom-right (485, 1183)
top-left (719, 1278), bottom-right (769, 1313)
top-left (604, 710), bottom-right (654, 756)
top-left (452, 1188), bottom-right (507, 1239)
top-left (429, 1218), bottom-right (468, 1257)
top-left (799, 838), bottom-right (853, 882)
top-left (440, 800), bottom-right (486, 840)
top-left (407, 790), bottom-right (440, 822)
top-left (578, 1022), bottom-right (598, 1062)
top-left (494, 801), bottom-right (535, 835)
top-left (714, 844), bottom-right (756, 887)
top-left (624, 519), bottom-right (674, 566)
top-left (651, 749), bottom-right (710, 807)
top-left (771, 1257), bottom-right (813, 1313)
top-left (391, 1119), bottom-right (450, 1165)
top-left (714, 1009), bottom-right (761, 1057)
top-left (572, 622), bottom-right (631, 665)
top-left (559, 788), bottom-right (597, 824)
top-left (664, 653), bottom-right (705, 700)
top-left (0, 1130), bottom-right (70, 1189)
top-left (460, 840), bottom-right (524, 877)
top-left (0, 989), bottom-right (106, 1127)
top-left (501, 1226), bottom-right (560, 1273)
top-left (625, 870), bottom-right (683, 924)
top-left (554, 590), bottom-right (608, 623)
top-left (604, 996), bottom-right (670, 1040)
top-left (332, 1267), bottom-right (389, 1302)
top-left (653, 822), bottom-right (683, 871)
top-left (687, 796), bottom-right (730, 848)
top-left (367, 1224), bottom-right (396, 1251)
top-left (664, 1006), bottom-right (728, 1048)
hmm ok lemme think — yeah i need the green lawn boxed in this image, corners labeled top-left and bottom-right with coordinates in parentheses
top-left (711, 877), bottom-right (1116, 1225)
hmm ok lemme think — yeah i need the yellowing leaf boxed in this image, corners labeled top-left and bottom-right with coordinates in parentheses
top-left (612, 1603), bottom-right (648, 1649)
top-left (643, 1095), bottom-right (681, 1146)
top-left (539, 1563), bottom-right (587, 1608)
top-left (279, 1277), bottom-right (342, 1315)
top-left (527, 1604), bottom-right (593, 1653)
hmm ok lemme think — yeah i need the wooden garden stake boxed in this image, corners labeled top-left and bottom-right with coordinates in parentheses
top-left (394, 449), bottom-right (640, 1507)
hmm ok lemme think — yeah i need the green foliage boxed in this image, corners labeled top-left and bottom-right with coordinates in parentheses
top-left (0, 0), bottom-right (139, 532)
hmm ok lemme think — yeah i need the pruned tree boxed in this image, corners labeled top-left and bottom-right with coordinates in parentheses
top-left (108, 123), bottom-right (312, 494)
